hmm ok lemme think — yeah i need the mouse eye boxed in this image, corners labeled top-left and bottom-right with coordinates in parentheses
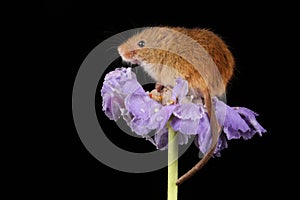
top-left (137, 40), bottom-right (145, 48)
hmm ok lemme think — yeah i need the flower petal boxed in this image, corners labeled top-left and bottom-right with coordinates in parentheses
top-left (125, 91), bottom-right (156, 120)
top-left (101, 67), bottom-right (138, 121)
top-left (214, 98), bottom-right (267, 141)
top-left (130, 117), bottom-right (152, 135)
top-left (124, 88), bottom-right (175, 135)
top-left (170, 103), bottom-right (204, 135)
top-left (214, 134), bottom-right (228, 157)
top-left (178, 132), bottom-right (190, 146)
top-left (236, 107), bottom-right (267, 139)
top-left (154, 128), bottom-right (168, 150)
top-left (148, 105), bottom-right (177, 131)
top-left (154, 128), bottom-right (191, 150)
top-left (125, 92), bottom-right (159, 135)
top-left (101, 67), bottom-right (267, 157)
top-left (121, 79), bottom-right (144, 95)
top-left (172, 103), bottom-right (204, 120)
top-left (103, 67), bottom-right (136, 90)
top-left (172, 78), bottom-right (189, 102)
top-left (101, 92), bottom-right (124, 121)
top-left (197, 113), bottom-right (212, 154)
top-left (171, 117), bottom-right (200, 135)
top-left (214, 99), bottom-right (250, 139)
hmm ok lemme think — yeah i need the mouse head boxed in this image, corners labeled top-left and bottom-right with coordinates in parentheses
top-left (118, 27), bottom-right (176, 66)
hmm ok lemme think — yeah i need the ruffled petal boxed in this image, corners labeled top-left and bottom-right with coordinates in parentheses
top-left (130, 117), bottom-right (152, 135)
top-left (101, 67), bottom-right (267, 157)
top-left (154, 128), bottom-right (168, 150)
top-left (101, 67), bottom-right (138, 121)
top-left (214, 99), bottom-right (250, 139)
top-left (236, 107), bottom-right (267, 139)
top-left (214, 134), bottom-right (228, 157)
top-left (125, 92), bottom-right (162, 135)
top-left (171, 103), bottom-right (204, 135)
top-left (154, 128), bottom-right (191, 150)
top-left (124, 88), bottom-right (175, 135)
top-left (171, 117), bottom-right (200, 135)
top-left (148, 105), bottom-right (177, 131)
top-left (125, 91), bottom-right (157, 120)
top-left (101, 91), bottom-right (124, 121)
top-left (172, 103), bottom-right (204, 120)
top-left (214, 98), bottom-right (267, 143)
top-left (197, 113), bottom-right (212, 154)
top-left (172, 78), bottom-right (189, 102)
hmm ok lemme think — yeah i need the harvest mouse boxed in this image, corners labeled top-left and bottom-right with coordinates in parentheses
top-left (118, 27), bottom-right (235, 185)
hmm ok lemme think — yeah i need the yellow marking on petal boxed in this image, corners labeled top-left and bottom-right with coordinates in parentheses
top-left (167, 100), bottom-right (175, 105)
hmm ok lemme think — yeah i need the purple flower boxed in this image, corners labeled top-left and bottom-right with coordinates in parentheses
top-left (172, 78), bottom-right (188, 102)
top-left (101, 67), bottom-right (267, 157)
top-left (101, 68), bottom-right (142, 121)
top-left (214, 98), bottom-right (266, 142)
top-left (154, 127), bottom-right (190, 150)
top-left (171, 103), bottom-right (205, 135)
top-left (196, 113), bottom-right (228, 157)
top-left (101, 67), bottom-right (177, 137)
top-left (154, 128), bottom-right (168, 149)
top-left (236, 107), bottom-right (266, 139)
top-left (101, 88), bottom-right (124, 121)
top-left (196, 113), bottom-right (212, 155)
top-left (214, 134), bottom-right (228, 157)
top-left (214, 99), bottom-right (250, 140)
top-left (125, 90), bottom-right (176, 135)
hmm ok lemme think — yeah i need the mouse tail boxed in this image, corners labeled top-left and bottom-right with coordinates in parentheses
top-left (176, 89), bottom-right (220, 186)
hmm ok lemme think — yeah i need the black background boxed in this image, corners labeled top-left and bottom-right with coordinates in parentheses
top-left (41, 1), bottom-right (296, 199)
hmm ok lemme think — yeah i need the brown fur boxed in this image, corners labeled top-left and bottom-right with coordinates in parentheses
top-left (118, 27), bottom-right (235, 97)
top-left (172, 27), bottom-right (235, 87)
top-left (118, 27), bottom-right (235, 185)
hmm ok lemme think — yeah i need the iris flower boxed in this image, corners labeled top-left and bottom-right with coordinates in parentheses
top-left (101, 67), bottom-right (266, 156)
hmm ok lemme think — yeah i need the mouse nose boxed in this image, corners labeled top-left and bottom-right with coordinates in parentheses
top-left (124, 50), bottom-right (136, 59)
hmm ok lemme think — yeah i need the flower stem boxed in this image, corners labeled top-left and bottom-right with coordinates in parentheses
top-left (167, 123), bottom-right (178, 200)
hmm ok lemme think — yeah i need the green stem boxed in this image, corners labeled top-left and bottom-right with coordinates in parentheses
top-left (167, 123), bottom-right (178, 200)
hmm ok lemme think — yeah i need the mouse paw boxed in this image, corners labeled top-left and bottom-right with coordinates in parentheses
top-left (155, 83), bottom-right (164, 92)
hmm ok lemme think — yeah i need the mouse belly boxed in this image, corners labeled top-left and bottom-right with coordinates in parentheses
top-left (142, 63), bottom-right (183, 88)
